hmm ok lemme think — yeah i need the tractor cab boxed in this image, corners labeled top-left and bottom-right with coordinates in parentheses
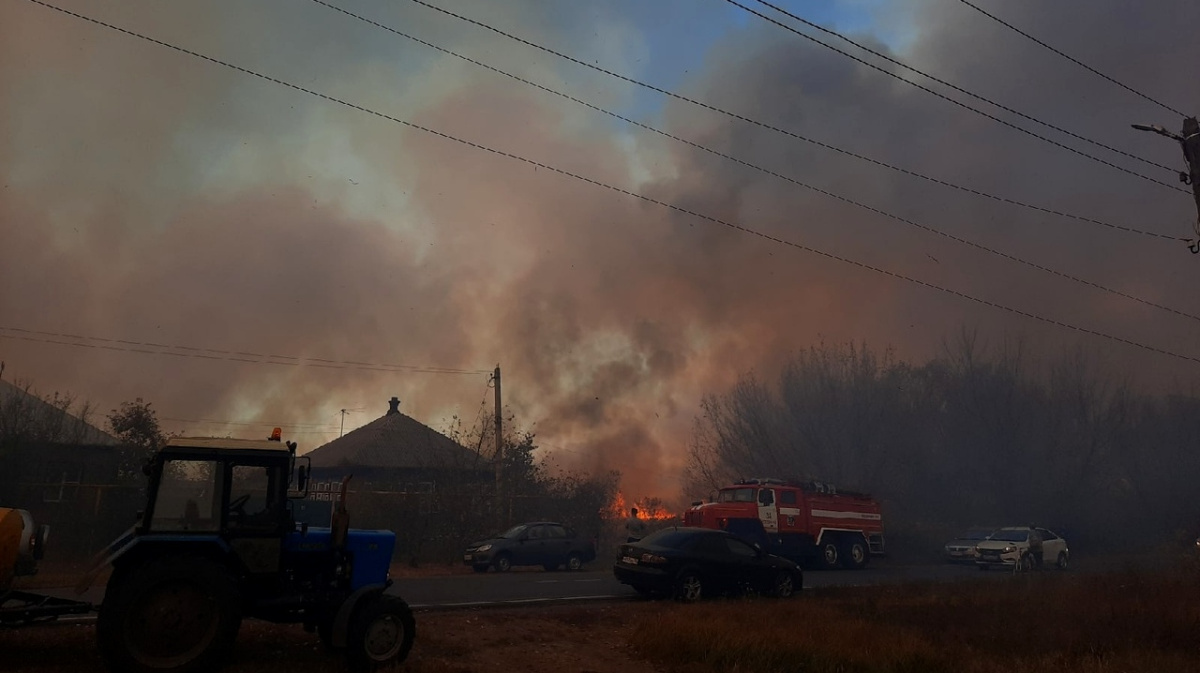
top-left (134, 430), bottom-right (311, 575)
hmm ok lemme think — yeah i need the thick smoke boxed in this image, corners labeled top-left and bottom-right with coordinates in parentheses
top-left (2, 0), bottom-right (1198, 504)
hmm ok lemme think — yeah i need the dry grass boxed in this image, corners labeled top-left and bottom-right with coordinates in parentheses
top-left (6, 562), bottom-right (1200, 673)
top-left (631, 563), bottom-right (1200, 673)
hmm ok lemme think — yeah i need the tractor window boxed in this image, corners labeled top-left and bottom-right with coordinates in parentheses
top-left (228, 465), bottom-right (279, 531)
top-left (152, 459), bottom-right (221, 532)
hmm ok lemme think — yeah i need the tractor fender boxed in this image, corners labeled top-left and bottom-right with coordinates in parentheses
top-left (330, 582), bottom-right (390, 649)
top-left (75, 532), bottom-right (229, 596)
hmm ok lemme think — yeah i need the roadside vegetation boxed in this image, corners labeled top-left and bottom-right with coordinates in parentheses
top-left (6, 562), bottom-right (1200, 673)
top-left (632, 562), bottom-right (1200, 673)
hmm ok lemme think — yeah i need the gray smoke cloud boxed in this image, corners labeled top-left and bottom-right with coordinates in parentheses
top-left (2, 0), bottom-right (1198, 504)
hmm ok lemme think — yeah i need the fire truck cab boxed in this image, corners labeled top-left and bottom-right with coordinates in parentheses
top-left (683, 478), bottom-right (885, 570)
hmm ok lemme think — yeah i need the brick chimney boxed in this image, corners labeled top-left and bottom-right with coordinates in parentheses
top-left (387, 396), bottom-right (400, 415)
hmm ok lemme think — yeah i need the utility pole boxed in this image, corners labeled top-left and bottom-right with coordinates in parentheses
top-left (1132, 116), bottom-right (1200, 251)
top-left (493, 365), bottom-right (502, 498)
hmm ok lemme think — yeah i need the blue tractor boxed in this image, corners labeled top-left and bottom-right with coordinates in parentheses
top-left (75, 430), bottom-right (414, 672)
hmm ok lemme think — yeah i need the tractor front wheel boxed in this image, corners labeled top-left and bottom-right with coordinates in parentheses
top-left (97, 555), bottom-right (241, 673)
top-left (346, 594), bottom-right (416, 672)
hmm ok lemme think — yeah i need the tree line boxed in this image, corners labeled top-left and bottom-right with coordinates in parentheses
top-left (684, 332), bottom-right (1200, 551)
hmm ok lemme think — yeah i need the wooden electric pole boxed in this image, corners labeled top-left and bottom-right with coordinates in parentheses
top-left (493, 365), bottom-right (502, 497)
top-left (1132, 117), bottom-right (1200, 251)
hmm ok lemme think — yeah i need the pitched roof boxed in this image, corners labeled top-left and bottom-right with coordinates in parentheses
top-left (0, 378), bottom-right (119, 446)
top-left (303, 398), bottom-right (486, 470)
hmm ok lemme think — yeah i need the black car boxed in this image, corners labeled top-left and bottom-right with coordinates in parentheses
top-left (613, 527), bottom-right (802, 602)
top-left (464, 521), bottom-right (597, 572)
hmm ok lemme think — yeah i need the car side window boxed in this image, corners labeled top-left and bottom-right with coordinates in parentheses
top-left (690, 534), bottom-right (727, 554)
top-left (547, 525), bottom-right (566, 538)
top-left (1037, 528), bottom-right (1057, 541)
top-left (726, 537), bottom-right (758, 558)
top-left (526, 525), bottom-right (544, 540)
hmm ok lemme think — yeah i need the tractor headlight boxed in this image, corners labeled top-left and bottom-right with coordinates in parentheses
top-left (476, 544), bottom-right (492, 552)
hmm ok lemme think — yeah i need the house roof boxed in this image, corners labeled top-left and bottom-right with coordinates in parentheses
top-left (0, 378), bottom-right (119, 446)
top-left (303, 397), bottom-right (487, 470)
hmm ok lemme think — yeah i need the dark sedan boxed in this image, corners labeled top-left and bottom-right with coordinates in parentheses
top-left (613, 527), bottom-right (802, 602)
top-left (464, 522), bottom-right (597, 572)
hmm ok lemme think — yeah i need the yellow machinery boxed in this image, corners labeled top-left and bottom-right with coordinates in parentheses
top-left (0, 507), bottom-right (40, 591)
top-left (1, 506), bottom-right (92, 625)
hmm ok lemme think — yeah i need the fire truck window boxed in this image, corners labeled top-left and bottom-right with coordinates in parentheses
top-left (719, 488), bottom-right (756, 503)
top-left (779, 491), bottom-right (797, 505)
top-left (757, 489), bottom-right (774, 506)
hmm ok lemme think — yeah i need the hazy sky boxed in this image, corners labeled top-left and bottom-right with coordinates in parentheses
top-left (2, 0), bottom-right (1198, 503)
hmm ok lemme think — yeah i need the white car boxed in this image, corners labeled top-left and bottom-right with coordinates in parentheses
top-left (975, 526), bottom-right (1069, 571)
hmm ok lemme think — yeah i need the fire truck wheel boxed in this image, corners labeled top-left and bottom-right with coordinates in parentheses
top-left (492, 553), bottom-right (512, 572)
top-left (820, 541), bottom-right (840, 570)
top-left (673, 569), bottom-right (703, 603)
top-left (841, 539), bottom-right (869, 570)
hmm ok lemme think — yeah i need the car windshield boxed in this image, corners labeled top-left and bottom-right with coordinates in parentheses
top-left (500, 525), bottom-right (528, 539)
top-left (636, 528), bottom-right (697, 549)
top-left (717, 488), bottom-right (756, 503)
top-left (989, 529), bottom-right (1028, 542)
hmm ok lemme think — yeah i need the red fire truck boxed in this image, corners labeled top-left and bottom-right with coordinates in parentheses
top-left (683, 478), bottom-right (885, 569)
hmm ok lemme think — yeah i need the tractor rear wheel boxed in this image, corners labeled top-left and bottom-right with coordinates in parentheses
top-left (346, 594), bottom-right (416, 672)
top-left (97, 555), bottom-right (241, 673)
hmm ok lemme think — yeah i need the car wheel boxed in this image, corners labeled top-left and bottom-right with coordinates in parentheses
top-left (770, 571), bottom-right (797, 598)
top-left (1056, 552), bottom-right (1069, 570)
top-left (472, 564), bottom-right (489, 573)
top-left (493, 554), bottom-right (512, 572)
top-left (566, 553), bottom-right (583, 571)
top-left (674, 570), bottom-right (703, 603)
top-left (820, 541), bottom-right (840, 570)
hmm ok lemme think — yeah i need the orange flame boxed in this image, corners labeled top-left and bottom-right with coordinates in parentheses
top-left (607, 492), bottom-right (676, 521)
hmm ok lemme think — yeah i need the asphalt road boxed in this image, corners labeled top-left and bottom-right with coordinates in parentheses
top-left (38, 558), bottom-right (1089, 615)
top-left (391, 559), bottom-right (1026, 608)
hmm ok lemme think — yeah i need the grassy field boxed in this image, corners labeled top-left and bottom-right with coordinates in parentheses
top-left (5, 560), bottom-right (1200, 673)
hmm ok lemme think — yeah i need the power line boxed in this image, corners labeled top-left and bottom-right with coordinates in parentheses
top-left (727, 0), bottom-right (1187, 193)
top-left (160, 417), bottom-right (341, 428)
top-left (395, 0), bottom-right (1179, 242)
top-left (0, 324), bottom-right (490, 375)
top-left (24, 0), bottom-right (1200, 368)
top-left (314, 0), bottom-right (1200, 321)
top-left (955, 0), bottom-right (1186, 118)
